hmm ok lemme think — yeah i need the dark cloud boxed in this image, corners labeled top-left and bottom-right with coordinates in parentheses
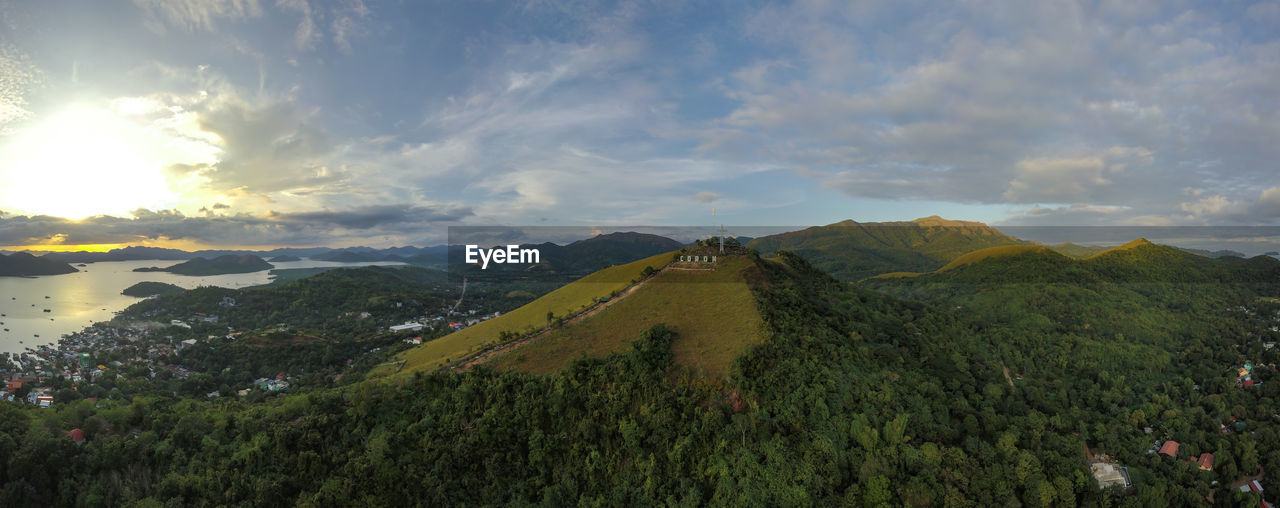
top-left (0, 204), bottom-right (472, 247)
top-left (268, 204), bottom-right (473, 229)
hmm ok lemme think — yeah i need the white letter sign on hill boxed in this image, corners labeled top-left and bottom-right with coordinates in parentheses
top-left (465, 245), bottom-right (540, 269)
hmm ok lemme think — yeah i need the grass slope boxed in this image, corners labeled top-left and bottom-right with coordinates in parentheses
top-left (490, 255), bottom-right (767, 379)
top-left (940, 245), bottom-right (1059, 271)
top-left (394, 251), bottom-right (676, 375)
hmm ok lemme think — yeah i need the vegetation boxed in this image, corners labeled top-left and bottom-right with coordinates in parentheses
top-left (121, 281), bottom-right (185, 297)
top-left (3, 238), bottom-right (1280, 505)
top-left (159, 254), bottom-right (275, 276)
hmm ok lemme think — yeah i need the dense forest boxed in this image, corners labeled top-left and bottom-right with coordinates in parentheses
top-left (2, 248), bottom-right (1279, 505)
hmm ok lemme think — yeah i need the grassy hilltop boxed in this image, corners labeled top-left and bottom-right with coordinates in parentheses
top-left (393, 251), bottom-right (678, 375)
top-left (491, 254), bottom-right (767, 379)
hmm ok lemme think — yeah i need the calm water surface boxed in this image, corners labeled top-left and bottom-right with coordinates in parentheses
top-left (0, 259), bottom-right (404, 355)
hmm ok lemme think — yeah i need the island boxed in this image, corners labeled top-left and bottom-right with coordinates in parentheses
top-left (268, 254), bottom-right (302, 262)
top-left (122, 281), bottom-right (186, 297)
top-left (0, 253), bottom-right (79, 277)
top-left (130, 254), bottom-right (275, 276)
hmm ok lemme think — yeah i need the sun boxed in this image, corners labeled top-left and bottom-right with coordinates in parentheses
top-left (0, 103), bottom-right (178, 219)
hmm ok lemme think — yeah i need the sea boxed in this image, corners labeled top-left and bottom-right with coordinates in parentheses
top-left (0, 259), bottom-right (406, 356)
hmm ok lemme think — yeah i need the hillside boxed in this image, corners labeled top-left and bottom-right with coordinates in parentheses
top-left (868, 237), bottom-right (1280, 287)
top-left (939, 245), bottom-right (1062, 271)
top-left (1046, 242), bottom-right (1109, 258)
top-left (0, 252), bottom-right (78, 276)
top-left (392, 251), bottom-right (678, 374)
top-left (746, 216), bottom-right (1029, 280)
top-left (490, 254), bottom-right (767, 379)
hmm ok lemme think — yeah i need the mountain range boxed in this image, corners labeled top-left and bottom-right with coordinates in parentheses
top-left (745, 216), bottom-right (1031, 280)
top-left (0, 252), bottom-right (79, 276)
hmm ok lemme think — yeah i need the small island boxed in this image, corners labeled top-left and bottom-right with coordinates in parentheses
top-left (268, 254), bottom-right (303, 262)
top-left (122, 281), bottom-right (186, 297)
top-left (0, 253), bottom-right (79, 277)
top-left (131, 254), bottom-right (275, 276)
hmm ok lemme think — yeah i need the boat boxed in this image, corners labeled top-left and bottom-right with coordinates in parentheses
top-left (43, 309), bottom-right (51, 313)
top-left (44, 296), bottom-right (49, 299)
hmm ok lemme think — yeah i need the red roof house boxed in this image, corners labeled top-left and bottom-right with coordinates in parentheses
top-left (1245, 379), bottom-right (1256, 387)
top-left (1197, 453), bottom-right (1214, 471)
top-left (6, 380), bottom-right (20, 391)
top-left (1159, 441), bottom-right (1180, 457)
top-left (67, 428), bottom-right (85, 445)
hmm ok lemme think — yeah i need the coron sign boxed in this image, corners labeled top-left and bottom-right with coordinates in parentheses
top-left (465, 244), bottom-right (541, 269)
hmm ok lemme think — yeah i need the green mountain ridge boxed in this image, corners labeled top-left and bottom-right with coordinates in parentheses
top-left (745, 216), bottom-right (1030, 280)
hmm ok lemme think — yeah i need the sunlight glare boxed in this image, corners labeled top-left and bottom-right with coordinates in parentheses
top-left (0, 104), bottom-right (178, 219)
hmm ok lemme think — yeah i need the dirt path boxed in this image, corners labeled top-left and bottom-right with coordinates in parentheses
top-left (449, 266), bottom-right (663, 372)
top-left (1001, 361), bottom-right (1015, 388)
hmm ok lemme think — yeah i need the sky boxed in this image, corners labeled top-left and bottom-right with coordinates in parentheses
top-left (0, 0), bottom-right (1278, 250)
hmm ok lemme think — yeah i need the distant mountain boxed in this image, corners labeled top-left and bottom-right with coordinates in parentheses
top-left (543, 232), bottom-right (685, 271)
top-left (133, 255), bottom-right (274, 276)
top-left (746, 216), bottom-right (1030, 280)
top-left (312, 250), bottom-right (392, 263)
top-left (452, 232), bottom-right (684, 277)
top-left (876, 238), bottom-right (1280, 284)
top-left (1177, 247), bottom-right (1246, 259)
top-left (268, 255), bottom-right (303, 262)
top-left (0, 252), bottom-right (79, 276)
top-left (42, 246), bottom-right (191, 263)
top-left (1045, 242), bottom-right (1109, 259)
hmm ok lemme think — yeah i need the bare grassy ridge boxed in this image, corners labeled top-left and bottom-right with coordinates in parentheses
top-left (939, 245), bottom-right (1059, 271)
top-left (391, 251), bottom-right (678, 375)
top-left (491, 255), bottom-right (767, 380)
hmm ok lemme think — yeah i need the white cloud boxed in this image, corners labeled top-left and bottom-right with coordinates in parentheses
top-left (133, 0), bottom-right (263, 32)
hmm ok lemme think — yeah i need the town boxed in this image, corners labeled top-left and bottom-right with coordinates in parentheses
top-left (0, 282), bottom-right (506, 407)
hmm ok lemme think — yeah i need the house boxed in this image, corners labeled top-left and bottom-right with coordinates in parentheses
top-left (1196, 453), bottom-right (1214, 471)
top-left (1090, 462), bottom-right (1132, 489)
top-left (1252, 480), bottom-right (1264, 493)
top-left (403, 337), bottom-right (423, 345)
top-left (67, 428), bottom-right (85, 445)
top-left (220, 297), bottom-right (236, 308)
top-left (389, 322), bottom-right (424, 332)
top-left (36, 395), bottom-right (53, 408)
top-left (1245, 379), bottom-right (1256, 387)
top-left (1159, 441), bottom-right (1179, 457)
top-left (6, 380), bottom-right (19, 391)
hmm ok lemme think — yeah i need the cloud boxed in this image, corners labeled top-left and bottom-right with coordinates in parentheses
top-left (133, 0), bottom-right (264, 32)
top-left (691, 1), bottom-right (1280, 223)
top-left (693, 192), bottom-right (722, 203)
top-left (0, 41), bottom-right (40, 134)
top-left (0, 204), bottom-right (471, 247)
top-left (276, 0), bottom-right (319, 51)
top-left (267, 204), bottom-right (472, 229)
